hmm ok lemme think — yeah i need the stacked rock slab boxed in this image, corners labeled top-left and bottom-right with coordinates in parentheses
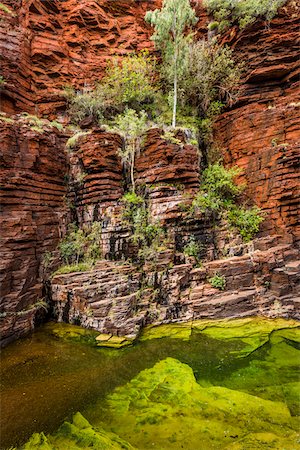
top-left (0, 118), bottom-right (69, 346)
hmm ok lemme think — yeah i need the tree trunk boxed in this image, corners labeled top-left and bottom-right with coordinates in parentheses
top-left (172, 47), bottom-right (178, 128)
top-left (131, 143), bottom-right (136, 193)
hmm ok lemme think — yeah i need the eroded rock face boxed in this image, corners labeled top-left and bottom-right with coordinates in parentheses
top-left (0, 0), bottom-right (161, 115)
top-left (1, 1), bottom-right (299, 345)
top-left (0, 118), bottom-right (69, 346)
top-left (51, 238), bottom-right (300, 339)
top-left (215, 1), bottom-right (300, 243)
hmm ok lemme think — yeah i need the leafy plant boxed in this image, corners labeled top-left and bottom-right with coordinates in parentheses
top-left (0, 2), bottom-right (14, 15)
top-left (183, 236), bottom-right (203, 264)
top-left (209, 273), bottom-right (226, 290)
top-left (227, 205), bottom-right (264, 242)
top-left (104, 51), bottom-right (157, 110)
top-left (203, 0), bottom-right (287, 31)
top-left (64, 52), bottom-right (157, 124)
top-left (201, 163), bottom-right (243, 199)
top-left (58, 222), bottom-right (102, 266)
top-left (191, 163), bottom-right (263, 241)
top-left (145, 0), bottom-right (198, 127)
top-left (114, 109), bottom-right (148, 192)
top-left (66, 131), bottom-right (90, 150)
top-left (122, 192), bottom-right (165, 264)
top-left (52, 262), bottom-right (94, 277)
top-left (161, 130), bottom-right (183, 146)
top-left (182, 40), bottom-right (242, 152)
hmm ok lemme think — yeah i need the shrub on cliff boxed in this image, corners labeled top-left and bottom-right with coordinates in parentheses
top-left (182, 40), bottom-right (243, 151)
top-left (203, 0), bottom-right (287, 31)
top-left (227, 205), bottom-right (264, 242)
top-left (63, 52), bottom-right (158, 124)
top-left (114, 109), bottom-right (148, 193)
top-left (58, 222), bottom-right (102, 268)
top-left (192, 163), bottom-right (264, 241)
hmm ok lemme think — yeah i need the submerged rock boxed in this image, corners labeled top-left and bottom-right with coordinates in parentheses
top-left (100, 357), bottom-right (299, 449)
top-left (21, 412), bottom-right (134, 450)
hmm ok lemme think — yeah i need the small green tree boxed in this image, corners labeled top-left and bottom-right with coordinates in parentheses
top-left (114, 109), bottom-right (148, 192)
top-left (145, 0), bottom-right (198, 128)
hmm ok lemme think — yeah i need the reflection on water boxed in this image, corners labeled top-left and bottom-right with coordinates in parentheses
top-left (1, 319), bottom-right (299, 449)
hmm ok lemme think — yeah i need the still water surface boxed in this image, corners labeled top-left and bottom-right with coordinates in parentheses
top-left (1, 319), bottom-right (299, 449)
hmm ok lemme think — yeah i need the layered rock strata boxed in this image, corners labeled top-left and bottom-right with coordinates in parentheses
top-left (0, 117), bottom-right (69, 346)
top-left (51, 238), bottom-right (300, 339)
top-left (215, 1), bottom-right (300, 242)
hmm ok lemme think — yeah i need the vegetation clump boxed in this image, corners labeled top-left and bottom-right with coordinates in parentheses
top-left (53, 222), bottom-right (102, 276)
top-left (203, 0), bottom-right (287, 31)
top-left (63, 52), bottom-right (157, 125)
top-left (209, 273), bottom-right (226, 290)
top-left (122, 192), bottom-right (165, 264)
top-left (183, 236), bottom-right (203, 265)
top-left (114, 109), bottom-right (148, 192)
top-left (192, 163), bottom-right (264, 241)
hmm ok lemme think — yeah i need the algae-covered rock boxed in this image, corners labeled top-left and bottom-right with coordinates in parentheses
top-left (192, 317), bottom-right (300, 357)
top-left (22, 432), bottom-right (54, 449)
top-left (99, 357), bottom-right (299, 449)
top-left (221, 329), bottom-right (300, 416)
top-left (20, 413), bottom-right (135, 449)
top-left (45, 322), bottom-right (99, 346)
top-left (96, 334), bottom-right (134, 348)
top-left (140, 323), bottom-right (192, 341)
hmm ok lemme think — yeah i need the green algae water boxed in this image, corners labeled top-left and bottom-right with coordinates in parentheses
top-left (1, 318), bottom-right (299, 449)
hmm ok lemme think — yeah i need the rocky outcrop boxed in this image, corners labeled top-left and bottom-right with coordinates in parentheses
top-left (1, 0), bottom-right (299, 346)
top-left (215, 1), bottom-right (300, 243)
top-left (0, 116), bottom-right (69, 346)
top-left (51, 237), bottom-right (300, 339)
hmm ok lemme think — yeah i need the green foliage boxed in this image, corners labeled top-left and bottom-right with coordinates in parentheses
top-left (182, 40), bottom-right (242, 149)
top-left (209, 273), bottom-right (226, 290)
top-left (203, 0), bottom-right (287, 31)
top-left (42, 251), bottom-right (54, 270)
top-left (66, 131), bottom-right (90, 150)
top-left (122, 192), bottom-right (165, 264)
top-left (0, 75), bottom-right (5, 86)
top-left (64, 52), bottom-right (157, 124)
top-left (0, 2), bottom-right (14, 14)
top-left (63, 84), bottom-right (107, 123)
top-left (52, 262), bottom-right (94, 277)
top-left (201, 163), bottom-right (243, 199)
top-left (58, 222), bottom-right (102, 267)
top-left (227, 205), bottom-right (264, 242)
top-left (145, 0), bottom-right (198, 127)
top-left (50, 120), bottom-right (64, 131)
top-left (114, 109), bottom-right (148, 192)
top-left (191, 164), bottom-right (263, 241)
top-left (122, 191), bottom-right (144, 206)
top-left (104, 51), bottom-right (157, 109)
top-left (161, 130), bottom-right (183, 146)
top-left (0, 112), bottom-right (14, 123)
top-left (193, 164), bottom-right (243, 213)
top-left (183, 236), bottom-right (203, 264)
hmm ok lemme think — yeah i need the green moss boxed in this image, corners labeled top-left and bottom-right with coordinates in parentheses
top-left (45, 323), bottom-right (99, 346)
top-left (52, 261), bottom-right (94, 276)
top-left (21, 413), bottom-right (135, 449)
top-left (192, 317), bottom-right (300, 357)
top-left (96, 334), bottom-right (135, 348)
top-left (140, 323), bottom-right (192, 341)
top-left (99, 357), bottom-right (298, 449)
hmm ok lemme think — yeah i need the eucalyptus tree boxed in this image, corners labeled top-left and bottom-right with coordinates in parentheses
top-left (145, 0), bottom-right (198, 128)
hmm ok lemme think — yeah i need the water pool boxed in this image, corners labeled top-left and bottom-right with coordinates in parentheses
top-left (1, 318), bottom-right (299, 449)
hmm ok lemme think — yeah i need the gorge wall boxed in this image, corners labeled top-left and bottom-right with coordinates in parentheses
top-left (0, 0), bottom-right (299, 345)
